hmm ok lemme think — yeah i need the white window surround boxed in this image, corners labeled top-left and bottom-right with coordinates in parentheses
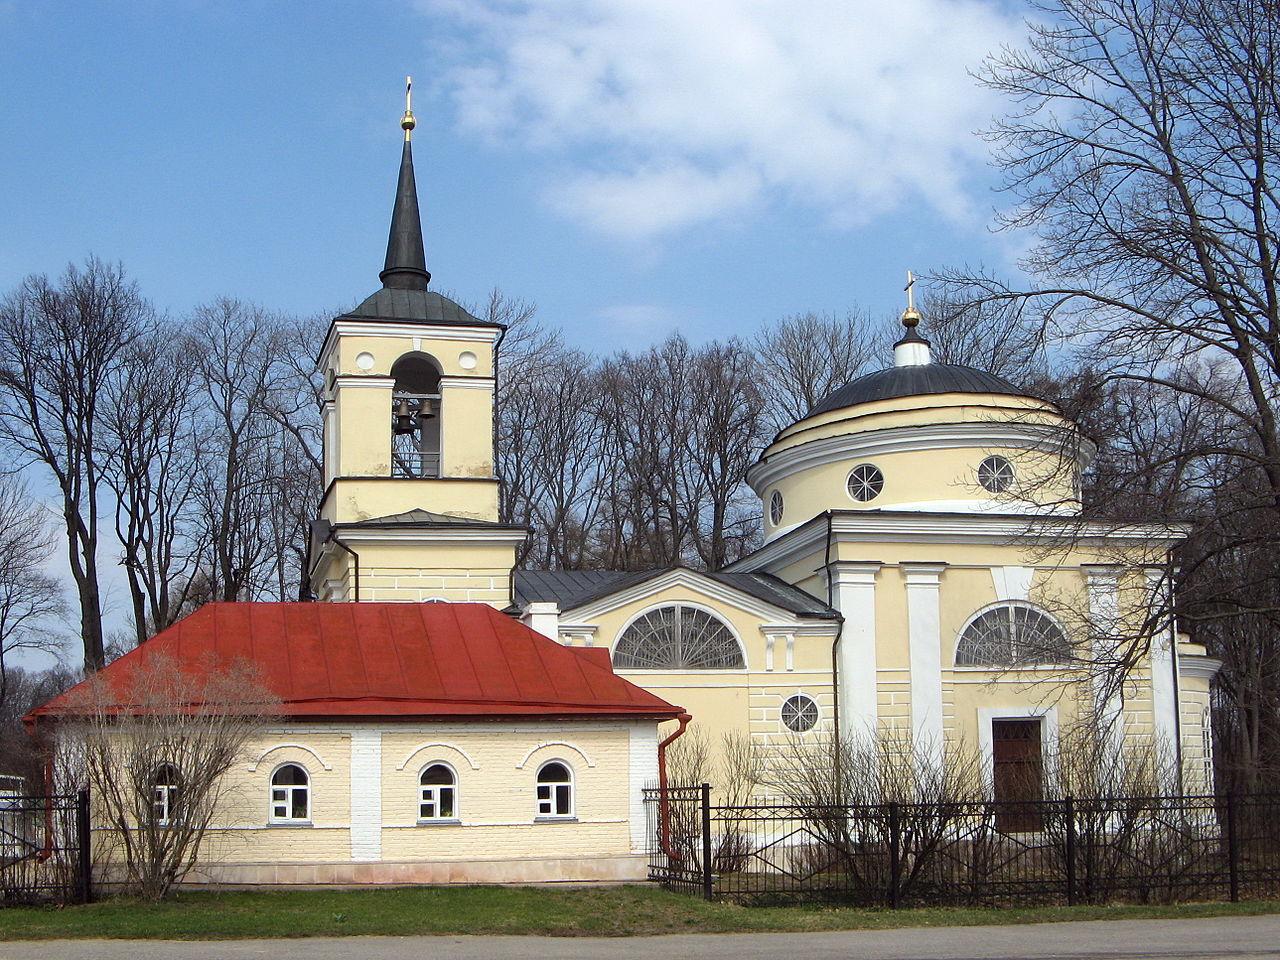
top-left (535, 760), bottom-right (575, 819)
top-left (954, 600), bottom-right (1071, 668)
top-left (151, 764), bottom-right (180, 825)
top-left (611, 601), bottom-right (747, 671)
top-left (780, 693), bottom-right (820, 733)
top-left (269, 762), bottom-right (311, 824)
top-left (977, 454), bottom-right (1016, 493)
top-left (977, 707), bottom-right (1058, 798)
top-left (418, 762), bottom-right (459, 822)
top-left (846, 462), bottom-right (885, 502)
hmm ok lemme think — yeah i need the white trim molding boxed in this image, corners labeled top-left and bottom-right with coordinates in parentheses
top-left (395, 742), bottom-right (481, 771)
top-left (248, 743), bottom-right (333, 772)
top-left (517, 741), bottom-right (596, 769)
top-left (977, 706), bottom-right (1059, 797)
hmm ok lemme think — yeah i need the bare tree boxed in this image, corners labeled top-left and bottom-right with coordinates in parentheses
top-left (934, 0), bottom-right (1280, 787)
top-left (48, 650), bottom-right (278, 900)
top-left (101, 329), bottom-right (203, 643)
top-left (0, 477), bottom-right (66, 706)
top-left (0, 259), bottom-right (154, 670)
top-left (753, 311), bottom-right (884, 430)
top-left (186, 299), bottom-right (285, 602)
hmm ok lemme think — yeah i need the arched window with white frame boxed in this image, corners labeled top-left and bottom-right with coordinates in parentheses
top-left (955, 602), bottom-right (1070, 668)
top-left (419, 763), bottom-right (458, 821)
top-left (535, 761), bottom-right (574, 818)
top-left (612, 605), bottom-right (745, 670)
top-left (151, 763), bottom-right (181, 824)
top-left (270, 763), bottom-right (310, 823)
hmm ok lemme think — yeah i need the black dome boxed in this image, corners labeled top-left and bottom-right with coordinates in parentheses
top-left (807, 363), bottom-right (1034, 417)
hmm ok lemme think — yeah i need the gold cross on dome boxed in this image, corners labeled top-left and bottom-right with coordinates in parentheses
top-left (904, 270), bottom-right (917, 312)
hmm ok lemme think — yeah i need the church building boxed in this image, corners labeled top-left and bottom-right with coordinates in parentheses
top-left (309, 96), bottom-right (1220, 801)
top-left (32, 91), bottom-right (1220, 888)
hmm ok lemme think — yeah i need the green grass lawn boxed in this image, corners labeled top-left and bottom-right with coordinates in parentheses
top-left (1, 886), bottom-right (1278, 940)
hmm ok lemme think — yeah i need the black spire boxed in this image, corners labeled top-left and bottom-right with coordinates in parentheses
top-left (379, 81), bottom-right (431, 291)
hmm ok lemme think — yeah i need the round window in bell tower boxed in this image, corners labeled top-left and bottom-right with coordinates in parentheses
top-left (769, 489), bottom-right (784, 526)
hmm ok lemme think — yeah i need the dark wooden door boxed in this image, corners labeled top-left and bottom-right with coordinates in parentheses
top-left (992, 718), bottom-right (1044, 832)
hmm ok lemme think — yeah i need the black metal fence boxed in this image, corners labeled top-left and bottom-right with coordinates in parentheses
top-left (0, 791), bottom-right (91, 906)
top-left (644, 785), bottom-right (1280, 907)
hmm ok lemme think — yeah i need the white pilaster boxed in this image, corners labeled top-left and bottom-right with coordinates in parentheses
top-left (1084, 566), bottom-right (1126, 765)
top-left (349, 729), bottom-right (383, 861)
top-left (829, 563), bottom-right (881, 744)
top-left (628, 724), bottom-right (659, 852)
top-left (1145, 569), bottom-right (1179, 788)
top-left (903, 563), bottom-right (947, 772)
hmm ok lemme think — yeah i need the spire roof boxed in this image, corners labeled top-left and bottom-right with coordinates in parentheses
top-left (379, 78), bottom-right (431, 291)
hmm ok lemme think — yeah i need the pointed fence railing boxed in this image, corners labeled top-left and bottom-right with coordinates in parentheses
top-left (644, 786), bottom-right (1280, 907)
top-left (0, 791), bottom-right (91, 906)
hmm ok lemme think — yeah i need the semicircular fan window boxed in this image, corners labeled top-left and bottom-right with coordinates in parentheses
top-left (955, 603), bottom-right (1070, 667)
top-left (612, 605), bottom-right (745, 670)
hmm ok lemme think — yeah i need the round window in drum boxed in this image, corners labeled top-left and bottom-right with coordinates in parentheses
top-left (781, 694), bottom-right (819, 732)
top-left (978, 455), bottom-right (1015, 493)
top-left (847, 463), bottom-right (884, 502)
top-left (769, 489), bottom-right (784, 525)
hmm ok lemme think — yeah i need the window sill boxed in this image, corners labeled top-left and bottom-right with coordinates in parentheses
top-left (416, 818), bottom-right (462, 827)
top-left (534, 816), bottom-right (578, 823)
top-left (267, 821), bottom-right (314, 828)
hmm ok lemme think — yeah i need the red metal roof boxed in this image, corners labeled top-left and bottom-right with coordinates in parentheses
top-left (30, 602), bottom-right (682, 722)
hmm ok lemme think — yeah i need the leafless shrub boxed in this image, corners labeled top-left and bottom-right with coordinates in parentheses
top-left (47, 651), bottom-right (278, 900)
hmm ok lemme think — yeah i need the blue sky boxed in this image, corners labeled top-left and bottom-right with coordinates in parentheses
top-left (3, 0), bottom-right (1037, 664)
top-left (2, 0), bottom-right (1033, 350)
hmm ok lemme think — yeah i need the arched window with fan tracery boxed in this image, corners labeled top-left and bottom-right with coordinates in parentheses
top-left (612, 605), bottom-right (745, 670)
top-left (955, 602), bottom-right (1071, 668)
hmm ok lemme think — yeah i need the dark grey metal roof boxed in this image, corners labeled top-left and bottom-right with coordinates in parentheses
top-left (344, 288), bottom-right (494, 327)
top-left (513, 568), bottom-right (838, 619)
top-left (380, 139), bottom-right (432, 291)
top-left (345, 508), bottom-right (527, 531)
top-left (807, 363), bottom-right (1035, 417)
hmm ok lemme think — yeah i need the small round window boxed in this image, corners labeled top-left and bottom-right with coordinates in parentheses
top-left (769, 490), bottom-right (784, 525)
top-left (847, 463), bottom-right (884, 502)
top-left (781, 694), bottom-right (819, 732)
top-left (978, 455), bottom-right (1015, 493)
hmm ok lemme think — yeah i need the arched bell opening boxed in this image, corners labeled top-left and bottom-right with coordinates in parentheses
top-left (390, 353), bottom-right (442, 478)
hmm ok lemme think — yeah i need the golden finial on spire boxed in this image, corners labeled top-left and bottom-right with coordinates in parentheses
top-left (901, 269), bottom-right (922, 327)
top-left (401, 76), bottom-right (416, 141)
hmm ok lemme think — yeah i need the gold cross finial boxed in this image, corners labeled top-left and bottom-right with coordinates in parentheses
top-left (901, 270), bottom-right (922, 328)
top-left (401, 76), bottom-right (416, 141)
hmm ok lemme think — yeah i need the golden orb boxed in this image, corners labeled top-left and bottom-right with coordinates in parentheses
top-left (901, 307), bottom-right (922, 328)
top-left (401, 112), bottom-right (417, 132)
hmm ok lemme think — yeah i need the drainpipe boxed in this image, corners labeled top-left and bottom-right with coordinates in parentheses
top-left (656, 712), bottom-right (692, 860)
top-left (327, 533), bottom-right (361, 602)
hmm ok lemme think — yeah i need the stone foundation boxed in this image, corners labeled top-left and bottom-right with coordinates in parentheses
top-left (175, 853), bottom-right (648, 886)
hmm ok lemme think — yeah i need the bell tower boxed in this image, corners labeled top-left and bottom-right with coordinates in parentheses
top-left (309, 80), bottom-right (528, 605)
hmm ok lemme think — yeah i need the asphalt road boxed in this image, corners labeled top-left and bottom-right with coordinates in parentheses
top-left (1, 915), bottom-right (1278, 960)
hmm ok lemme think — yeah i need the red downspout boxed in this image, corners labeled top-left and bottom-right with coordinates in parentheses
top-left (656, 712), bottom-right (692, 860)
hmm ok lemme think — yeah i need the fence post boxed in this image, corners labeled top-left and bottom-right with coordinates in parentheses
top-left (1226, 791), bottom-right (1239, 903)
top-left (1064, 795), bottom-right (1077, 907)
top-left (888, 801), bottom-right (902, 910)
top-left (75, 789), bottom-right (92, 905)
top-left (701, 782), bottom-right (713, 902)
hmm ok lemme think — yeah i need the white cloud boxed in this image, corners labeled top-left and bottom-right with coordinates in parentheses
top-left (595, 303), bottom-right (681, 345)
top-left (418, 0), bottom-right (1021, 241)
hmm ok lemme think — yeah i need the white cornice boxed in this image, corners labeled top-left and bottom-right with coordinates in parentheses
top-left (1178, 654), bottom-right (1223, 681)
top-left (320, 321), bottom-right (500, 367)
top-left (748, 420), bottom-right (1093, 492)
top-left (439, 377), bottom-right (496, 390)
top-left (563, 567), bottom-right (836, 625)
top-left (334, 527), bottom-right (529, 546)
top-left (728, 511), bottom-right (1189, 576)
